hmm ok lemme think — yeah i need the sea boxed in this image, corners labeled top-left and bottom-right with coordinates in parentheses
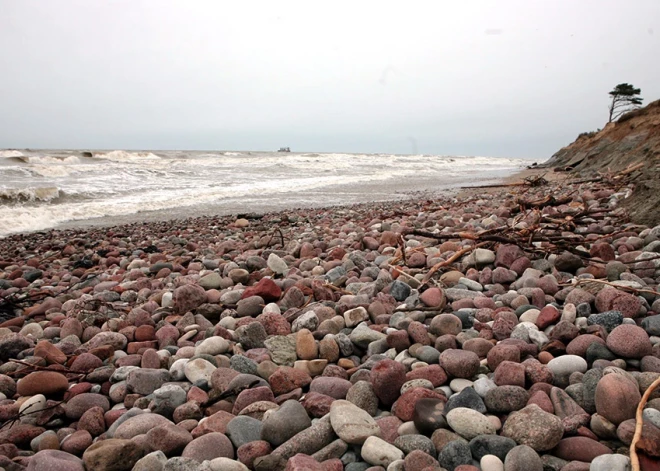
top-left (0, 149), bottom-right (531, 237)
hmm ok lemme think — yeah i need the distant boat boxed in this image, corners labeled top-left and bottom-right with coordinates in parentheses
top-left (277, 147), bottom-right (291, 153)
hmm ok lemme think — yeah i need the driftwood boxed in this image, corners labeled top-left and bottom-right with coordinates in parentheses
top-left (631, 375), bottom-right (660, 471)
top-left (421, 242), bottom-right (489, 285)
top-left (569, 278), bottom-right (660, 298)
top-left (460, 173), bottom-right (548, 190)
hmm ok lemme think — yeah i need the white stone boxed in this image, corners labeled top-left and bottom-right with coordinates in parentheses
top-left (184, 358), bottom-right (216, 383)
top-left (562, 303), bottom-right (577, 323)
top-left (547, 355), bottom-right (588, 377)
top-left (161, 292), bottom-right (173, 308)
top-left (195, 337), bottom-right (230, 356)
top-left (519, 309), bottom-right (540, 324)
top-left (473, 377), bottom-right (497, 398)
top-left (481, 454), bottom-right (504, 471)
top-left (19, 323), bottom-right (44, 339)
top-left (446, 407), bottom-right (496, 439)
top-left (386, 460), bottom-right (405, 471)
top-left (343, 307), bottom-right (369, 328)
top-left (361, 436), bottom-right (404, 467)
top-left (590, 454), bottom-right (631, 471)
top-left (330, 400), bottom-right (380, 444)
top-left (204, 458), bottom-right (250, 471)
top-left (400, 379), bottom-right (433, 395)
top-left (449, 378), bottom-right (474, 393)
top-left (218, 316), bottom-right (237, 330)
top-left (169, 358), bottom-right (189, 381)
top-left (19, 394), bottom-right (47, 424)
top-left (262, 303), bottom-right (281, 315)
top-left (528, 329), bottom-right (549, 349)
top-left (267, 253), bottom-right (288, 274)
top-left (396, 421), bottom-right (419, 436)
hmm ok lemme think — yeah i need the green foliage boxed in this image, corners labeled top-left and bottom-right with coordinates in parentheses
top-left (608, 83), bottom-right (643, 122)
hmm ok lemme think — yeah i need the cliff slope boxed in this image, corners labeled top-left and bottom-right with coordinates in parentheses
top-left (542, 100), bottom-right (660, 225)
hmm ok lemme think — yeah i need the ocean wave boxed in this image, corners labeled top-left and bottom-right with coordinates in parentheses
top-left (93, 150), bottom-right (161, 162)
top-left (0, 150), bottom-right (25, 158)
top-left (223, 152), bottom-right (242, 156)
top-left (0, 186), bottom-right (60, 202)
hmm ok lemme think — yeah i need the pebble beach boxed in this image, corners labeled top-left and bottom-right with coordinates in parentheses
top-left (1, 171), bottom-right (659, 471)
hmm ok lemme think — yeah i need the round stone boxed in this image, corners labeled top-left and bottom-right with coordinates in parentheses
top-left (501, 404), bottom-right (563, 451)
top-left (329, 400), bottom-right (380, 444)
top-left (595, 373), bottom-right (641, 425)
top-left (446, 407), bottom-right (496, 440)
top-left (17, 371), bottom-right (69, 397)
top-left (606, 324), bottom-right (652, 358)
top-left (440, 349), bottom-right (480, 379)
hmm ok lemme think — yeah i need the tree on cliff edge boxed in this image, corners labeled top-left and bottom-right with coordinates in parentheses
top-left (608, 83), bottom-right (643, 122)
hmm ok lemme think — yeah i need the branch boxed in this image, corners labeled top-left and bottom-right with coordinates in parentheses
top-left (568, 279), bottom-right (660, 298)
top-left (631, 375), bottom-right (660, 471)
top-left (421, 242), bottom-right (490, 285)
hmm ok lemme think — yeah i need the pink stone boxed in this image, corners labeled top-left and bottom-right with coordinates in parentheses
top-left (370, 359), bottom-right (407, 406)
top-left (391, 387), bottom-right (446, 421)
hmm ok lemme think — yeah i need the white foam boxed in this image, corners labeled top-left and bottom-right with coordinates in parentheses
top-left (94, 150), bottom-right (161, 162)
top-left (0, 151), bottom-right (529, 236)
top-left (0, 150), bottom-right (24, 158)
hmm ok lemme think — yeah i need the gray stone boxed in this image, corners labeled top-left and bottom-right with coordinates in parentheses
top-left (393, 434), bottom-right (436, 456)
top-left (437, 440), bottom-right (472, 471)
top-left (642, 314), bottom-right (660, 336)
top-left (127, 369), bottom-right (171, 396)
top-left (389, 280), bottom-right (411, 302)
top-left (291, 311), bottom-right (319, 332)
top-left (264, 335), bottom-right (297, 366)
top-left (643, 408), bottom-right (660, 429)
top-left (133, 451), bottom-right (167, 471)
top-left (349, 324), bottom-right (386, 348)
top-left (199, 273), bottom-right (223, 290)
top-left (235, 322), bottom-right (267, 349)
top-left (163, 457), bottom-right (201, 471)
top-left (587, 311), bottom-right (624, 332)
top-left (261, 400), bottom-right (312, 447)
top-left (346, 380), bottom-right (379, 416)
top-left (415, 346), bottom-right (440, 364)
top-left (150, 384), bottom-right (187, 418)
top-left (469, 434), bottom-right (517, 461)
top-left (504, 445), bottom-right (543, 471)
top-left (225, 416), bottom-right (263, 448)
top-left (229, 355), bottom-right (258, 375)
top-left (445, 387), bottom-right (487, 414)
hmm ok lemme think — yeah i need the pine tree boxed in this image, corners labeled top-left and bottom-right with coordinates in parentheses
top-left (608, 83), bottom-right (643, 122)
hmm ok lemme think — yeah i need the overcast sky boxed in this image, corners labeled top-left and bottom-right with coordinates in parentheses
top-left (1, 1), bottom-right (659, 158)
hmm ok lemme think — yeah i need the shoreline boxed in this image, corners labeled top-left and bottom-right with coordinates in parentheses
top-left (4, 166), bottom-right (539, 239)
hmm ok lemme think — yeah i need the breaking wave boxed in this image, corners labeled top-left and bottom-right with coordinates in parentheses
top-left (93, 150), bottom-right (161, 162)
top-left (0, 186), bottom-right (61, 202)
top-left (0, 150), bottom-right (25, 158)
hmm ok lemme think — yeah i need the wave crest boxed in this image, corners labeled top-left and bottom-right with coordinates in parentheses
top-left (0, 150), bottom-right (25, 158)
top-left (94, 150), bottom-right (161, 162)
top-left (0, 186), bottom-right (61, 202)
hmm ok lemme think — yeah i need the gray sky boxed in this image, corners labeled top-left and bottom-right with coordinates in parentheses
top-left (1, 1), bottom-right (659, 158)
